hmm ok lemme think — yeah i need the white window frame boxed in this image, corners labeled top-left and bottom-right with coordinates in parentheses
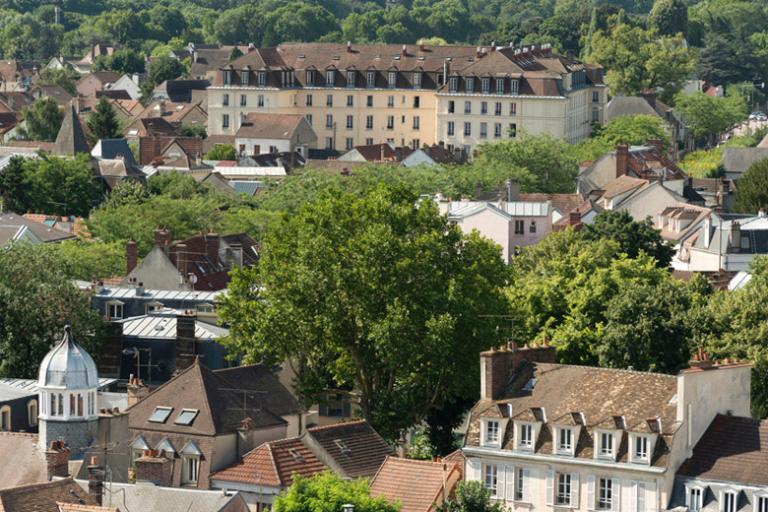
top-left (721, 490), bottom-right (738, 512)
top-left (0, 406), bottom-right (10, 431)
top-left (517, 422), bottom-right (534, 450)
top-left (631, 434), bottom-right (651, 463)
top-left (557, 473), bottom-right (573, 507)
top-left (515, 467), bottom-right (529, 502)
top-left (485, 420), bottom-right (500, 445)
top-left (557, 426), bottom-right (574, 455)
top-left (596, 431), bottom-right (615, 459)
top-left (597, 477), bottom-right (613, 510)
top-left (483, 463), bottom-right (499, 498)
top-left (28, 399), bottom-right (38, 426)
top-left (106, 300), bottom-right (124, 320)
top-left (182, 455), bottom-right (200, 485)
top-left (687, 485), bottom-right (704, 512)
top-left (754, 494), bottom-right (768, 512)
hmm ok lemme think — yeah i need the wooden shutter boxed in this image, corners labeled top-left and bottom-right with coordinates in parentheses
top-left (572, 473), bottom-right (581, 508)
top-left (645, 481), bottom-right (657, 512)
top-left (627, 481), bottom-right (638, 512)
top-left (546, 470), bottom-right (554, 507)
top-left (612, 478), bottom-right (620, 512)
top-left (637, 482), bottom-right (646, 512)
top-left (522, 468), bottom-right (531, 502)
top-left (466, 458), bottom-right (481, 482)
top-left (587, 475), bottom-right (596, 511)
top-left (504, 465), bottom-right (515, 502)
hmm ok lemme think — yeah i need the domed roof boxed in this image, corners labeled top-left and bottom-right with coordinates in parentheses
top-left (37, 326), bottom-right (98, 389)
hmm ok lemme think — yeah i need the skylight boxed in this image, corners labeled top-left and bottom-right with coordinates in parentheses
top-left (334, 439), bottom-right (351, 454)
top-left (174, 408), bottom-right (199, 426)
top-left (288, 448), bottom-right (304, 462)
top-left (149, 406), bottom-right (173, 423)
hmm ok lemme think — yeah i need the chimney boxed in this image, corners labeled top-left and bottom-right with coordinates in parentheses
top-left (45, 440), bottom-right (70, 479)
top-left (730, 221), bottom-right (741, 252)
top-left (126, 240), bottom-right (138, 274)
top-left (505, 179), bottom-right (519, 201)
top-left (401, 44), bottom-right (407, 57)
top-left (395, 430), bottom-right (407, 457)
top-left (640, 90), bottom-right (657, 109)
top-left (480, 343), bottom-right (557, 400)
top-left (134, 450), bottom-right (173, 486)
top-left (175, 312), bottom-right (197, 371)
top-left (127, 375), bottom-right (149, 406)
top-left (347, 41), bottom-right (352, 53)
top-left (569, 209), bottom-right (581, 226)
top-left (615, 143), bottom-right (629, 178)
top-left (87, 456), bottom-right (105, 505)
top-left (154, 228), bottom-right (171, 248)
top-left (722, 179), bottom-right (730, 194)
top-left (689, 347), bottom-right (714, 370)
top-left (703, 215), bottom-right (712, 248)
top-left (205, 232), bottom-right (220, 265)
top-left (135, 281), bottom-right (145, 296)
top-left (228, 242), bottom-right (243, 268)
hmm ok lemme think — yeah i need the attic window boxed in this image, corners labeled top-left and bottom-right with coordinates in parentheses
top-left (288, 448), bottom-right (304, 462)
top-left (174, 408), bottom-right (199, 426)
top-left (149, 406), bottom-right (173, 423)
top-left (334, 439), bottom-right (352, 454)
top-left (522, 378), bottom-right (536, 391)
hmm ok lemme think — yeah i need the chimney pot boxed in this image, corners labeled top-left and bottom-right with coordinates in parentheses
top-left (615, 143), bottom-right (629, 178)
top-left (126, 240), bottom-right (138, 274)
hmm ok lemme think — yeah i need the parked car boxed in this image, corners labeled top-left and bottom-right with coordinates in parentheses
top-left (749, 111), bottom-right (767, 121)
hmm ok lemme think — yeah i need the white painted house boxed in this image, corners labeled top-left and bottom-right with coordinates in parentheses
top-left (462, 344), bottom-right (752, 512)
top-left (234, 113), bottom-right (317, 157)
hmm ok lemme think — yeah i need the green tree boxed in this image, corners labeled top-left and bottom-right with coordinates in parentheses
top-left (674, 92), bottom-right (747, 145)
top-left (581, 210), bottom-right (674, 267)
top-left (0, 242), bottom-right (106, 378)
top-left (440, 481), bottom-right (505, 512)
top-left (204, 144), bottom-right (237, 160)
top-left (39, 240), bottom-right (126, 281)
top-left (21, 97), bottom-right (63, 142)
top-left (87, 97), bottom-right (122, 143)
top-left (575, 114), bottom-right (671, 161)
top-left (585, 24), bottom-right (694, 98)
top-left (733, 159), bottom-right (768, 213)
top-left (220, 184), bottom-right (508, 439)
top-left (38, 67), bottom-right (80, 95)
top-left (273, 473), bottom-right (398, 512)
top-left (648, 0), bottom-right (687, 36)
top-left (473, 133), bottom-right (579, 193)
top-left (0, 156), bottom-right (27, 213)
top-left (93, 47), bottom-right (145, 74)
top-left (103, 179), bottom-right (148, 209)
top-left (181, 124), bottom-right (206, 138)
top-left (24, 154), bottom-right (102, 216)
top-left (147, 55), bottom-right (185, 86)
top-left (696, 35), bottom-right (754, 87)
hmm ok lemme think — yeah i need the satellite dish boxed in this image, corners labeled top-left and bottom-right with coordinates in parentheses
top-left (188, 273), bottom-right (198, 285)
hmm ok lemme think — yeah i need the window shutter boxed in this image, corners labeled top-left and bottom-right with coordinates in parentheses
top-left (720, 491), bottom-right (725, 512)
top-left (646, 481), bottom-right (656, 512)
top-left (587, 475), bottom-right (596, 511)
top-left (572, 473), bottom-right (581, 508)
top-left (505, 465), bottom-right (515, 501)
top-left (686, 487), bottom-right (691, 508)
top-left (522, 468), bottom-right (531, 502)
top-left (637, 482), bottom-right (646, 512)
top-left (612, 479), bottom-right (620, 512)
top-left (466, 458), bottom-right (481, 482)
top-left (546, 470), bottom-right (554, 507)
top-left (627, 481), bottom-right (638, 512)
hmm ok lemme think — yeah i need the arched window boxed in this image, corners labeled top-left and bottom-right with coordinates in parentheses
top-left (0, 406), bottom-right (11, 431)
top-left (28, 399), bottom-right (38, 426)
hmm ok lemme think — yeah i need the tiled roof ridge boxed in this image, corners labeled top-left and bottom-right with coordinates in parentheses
top-left (379, 455), bottom-right (459, 469)
top-left (0, 477), bottom-right (76, 495)
top-left (307, 418), bottom-right (368, 432)
top-left (531, 361), bottom-right (678, 380)
top-left (0, 431), bottom-right (38, 439)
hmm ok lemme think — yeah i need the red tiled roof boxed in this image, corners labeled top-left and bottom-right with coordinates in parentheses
top-left (370, 456), bottom-right (461, 512)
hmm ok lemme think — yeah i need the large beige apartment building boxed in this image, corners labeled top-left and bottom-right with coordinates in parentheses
top-left (207, 42), bottom-right (606, 155)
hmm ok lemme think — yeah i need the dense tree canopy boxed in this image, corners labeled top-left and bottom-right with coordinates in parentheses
top-left (273, 473), bottom-right (398, 512)
top-left (220, 183), bottom-right (509, 439)
top-left (733, 159), bottom-right (768, 213)
top-left (581, 210), bottom-right (675, 267)
top-left (20, 98), bottom-right (63, 142)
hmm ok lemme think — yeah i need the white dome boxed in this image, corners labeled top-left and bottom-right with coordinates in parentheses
top-left (38, 326), bottom-right (98, 389)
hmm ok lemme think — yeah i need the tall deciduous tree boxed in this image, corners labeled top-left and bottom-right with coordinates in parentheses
top-left (733, 159), bottom-right (768, 213)
top-left (0, 242), bottom-right (106, 378)
top-left (440, 481), bottom-right (505, 512)
top-left (674, 91), bottom-right (748, 145)
top-left (273, 473), bottom-right (398, 512)
top-left (87, 97), bottom-right (121, 143)
top-left (649, 0), bottom-right (687, 36)
top-left (580, 210), bottom-right (674, 267)
top-left (21, 97), bottom-right (63, 142)
top-left (220, 184), bottom-right (509, 439)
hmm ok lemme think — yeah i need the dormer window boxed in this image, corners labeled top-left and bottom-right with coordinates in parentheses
top-left (346, 70), bottom-right (355, 87)
top-left (511, 79), bottom-right (520, 94)
top-left (241, 70), bottom-right (249, 86)
top-left (258, 71), bottom-right (267, 87)
top-left (721, 491), bottom-right (737, 512)
top-left (448, 76), bottom-right (458, 93)
top-left (557, 427), bottom-right (572, 453)
top-left (632, 434), bottom-right (651, 463)
top-left (519, 422), bottom-right (533, 449)
top-left (367, 71), bottom-right (376, 88)
top-left (686, 485), bottom-right (704, 511)
top-left (326, 69), bottom-right (335, 87)
top-left (496, 77), bottom-right (505, 94)
top-left (481, 78), bottom-right (490, 93)
top-left (223, 70), bottom-right (232, 85)
top-left (106, 300), bottom-right (124, 320)
top-left (466, 77), bottom-right (474, 93)
top-left (388, 71), bottom-right (397, 88)
top-left (486, 420), bottom-right (499, 443)
top-left (598, 431), bottom-right (615, 458)
top-left (755, 495), bottom-right (768, 512)
top-left (413, 71), bottom-right (422, 88)
top-left (306, 69), bottom-right (316, 86)
top-left (281, 71), bottom-right (294, 87)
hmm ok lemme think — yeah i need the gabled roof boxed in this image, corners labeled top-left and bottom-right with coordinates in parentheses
top-left (235, 113), bottom-right (309, 140)
top-left (721, 147), bottom-right (768, 176)
top-left (677, 414), bottom-right (768, 486)
top-left (0, 213), bottom-right (75, 245)
top-left (370, 456), bottom-right (461, 512)
top-left (53, 104), bottom-right (90, 156)
top-left (128, 359), bottom-right (294, 436)
top-left (604, 96), bottom-right (661, 121)
top-left (306, 419), bottom-right (392, 478)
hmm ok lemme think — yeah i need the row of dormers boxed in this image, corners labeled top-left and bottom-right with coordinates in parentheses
top-left (479, 414), bottom-right (661, 466)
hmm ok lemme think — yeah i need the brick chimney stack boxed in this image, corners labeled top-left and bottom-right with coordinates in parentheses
top-left (45, 440), bottom-right (71, 479)
top-left (569, 209), bottom-right (581, 226)
top-left (616, 143), bottom-right (629, 178)
top-left (87, 456), bottom-right (105, 505)
top-left (176, 243), bottom-right (188, 279)
top-left (134, 450), bottom-right (173, 486)
top-left (154, 228), bottom-right (171, 249)
top-left (175, 312), bottom-right (197, 371)
top-left (480, 342), bottom-right (557, 400)
top-left (204, 232), bottom-right (220, 265)
top-left (127, 375), bottom-right (149, 407)
top-left (126, 240), bottom-right (137, 274)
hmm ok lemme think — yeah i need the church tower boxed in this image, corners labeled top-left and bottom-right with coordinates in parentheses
top-left (37, 326), bottom-right (99, 457)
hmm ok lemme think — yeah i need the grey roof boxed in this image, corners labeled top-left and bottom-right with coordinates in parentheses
top-left (444, 200), bottom-right (550, 219)
top-left (117, 313), bottom-right (228, 340)
top-left (52, 104), bottom-right (89, 156)
top-left (0, 213), bottom-right (75, 245)
top-left (721, 147), bottom-right (768, 176)
top-left (77, 282), bottom-right (224, 302)
top-left (604, 96), bottom-right (661, 122)
top-left (37, 326), bottom-right (99, 390)
top-left (75, 479), bottom-right (249, 512)
top-left (0, 377), bottom-right (117, 396)
top-left (91, 138), bottom-right (137, 166)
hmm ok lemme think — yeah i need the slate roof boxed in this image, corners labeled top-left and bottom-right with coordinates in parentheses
top-left (0, 477), bottom-right (98, 512)
top-left (53, 104), bottom-right (90, 156)
top-left (465, 362), bottom-right (680, 467)
top-left (235, 113), bottom-right (307, 140)
top-left (117, 314), bottom-right (228, 340)
top-left (91, 139), bottom-right (137, 166)
top-left (370, 456), bottom-right (461, 512)
top-left (721, 147), bottom-right (768, 176)
top-left (306, 419), bottom-right (393, 478)
top-left (213, 365), bottom-right (301, 417)
top-left (604, 96), bottom-right (661, 122)
top-left (0, 433), bottom-right (48, 489)
top-left (128, 359), bottom-right (296, 436)
top-left (677, 414), bottom-right (768, 486)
